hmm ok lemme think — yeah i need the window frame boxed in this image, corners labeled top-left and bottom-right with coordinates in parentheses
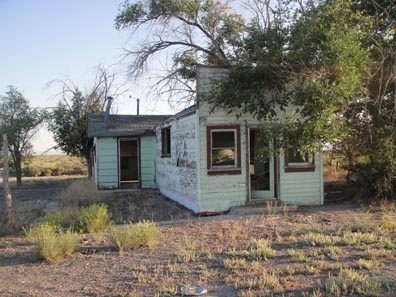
top-left (284, 144), bottom-right (315, 173)
top-left (207, 125), bottom-right (241, 175)
top-left (161, 126), bottom-right (171, 157)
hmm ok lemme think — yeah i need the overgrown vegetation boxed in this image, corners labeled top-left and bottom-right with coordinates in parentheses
top-left (109, 221), bottom-right (160, 256)
top-left (76, 204), bottom-right (112, 233)
top-left (21, 155), bottom-right (87, 177)
top-left (24, 223), bottom-right (78, 263)
top-left (2, 203), bottom-right (396, 295)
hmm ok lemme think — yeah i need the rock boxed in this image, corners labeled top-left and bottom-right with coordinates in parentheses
top-left (181, 284), bottom-right (207, 296)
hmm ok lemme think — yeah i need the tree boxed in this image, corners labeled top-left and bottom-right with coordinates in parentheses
top-left (0, 86), bottom-right (47, 185)
top-left (206, 0), bottom-right (396, 200)
top-left (48, 66), bottom-right (128, 176)
top-left (115, 0), bottom-right (246, 104)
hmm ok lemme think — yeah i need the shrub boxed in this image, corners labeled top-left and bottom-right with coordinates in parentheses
top-left (51, 167), bottom-right (65, 176)
top-left (42, 212), bottom-right (70, 229)
top-left (109, 221), bottom-right (161, 256)
top-left (56, 179), bottom-right (100, 207)
top-left (25, 223), bottom-right (78, 262)
top-left (40, 168), bottom-right (52, 176)
top-left (76, 204), bottom-right (112, 233)
top-left (22, 166), bottom-right (40, 177)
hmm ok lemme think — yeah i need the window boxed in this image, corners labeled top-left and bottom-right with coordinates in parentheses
top-left (161, 127), bottom-right (171, 157)
top-left (285, 142), bottom-right (315, 172)
top-left (207, 125), bottom-right (241, 175)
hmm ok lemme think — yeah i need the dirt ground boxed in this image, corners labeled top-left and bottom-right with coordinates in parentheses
top-left (1, 177), bottom-right (394, 296)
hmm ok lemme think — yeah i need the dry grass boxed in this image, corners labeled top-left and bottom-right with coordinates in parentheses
top-left (1, 203), bottom-right (396, 296)
top-left (22, 155), bottom-right (87, 176)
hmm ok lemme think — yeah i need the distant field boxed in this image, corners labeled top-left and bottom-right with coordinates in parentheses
top-left (22, 155), bottom-right (87, 176)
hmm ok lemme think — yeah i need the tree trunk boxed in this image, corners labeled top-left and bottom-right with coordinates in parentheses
top-left (15, 154), bottom-right (22, 186)
top-left (3, 134), bottom-right (13, 225)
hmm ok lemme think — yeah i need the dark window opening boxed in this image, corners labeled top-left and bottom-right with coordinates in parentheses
top-left (161, 127), bottom-right (171, 157)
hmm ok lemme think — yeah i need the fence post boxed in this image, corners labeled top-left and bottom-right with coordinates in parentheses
top-left (3, 134), bottom-right (13, 225)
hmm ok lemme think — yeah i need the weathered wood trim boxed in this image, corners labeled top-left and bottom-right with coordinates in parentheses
top-left (284, 165), bottom-right (315, 173)
top-left (206, 125), bottom-right (241, 175)
top-left (207, 169), bottom-right (242, 176)
top-left (284, 144), bottom-right (315, 173)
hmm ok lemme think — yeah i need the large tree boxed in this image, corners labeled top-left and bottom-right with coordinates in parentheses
top-left (115, 0), bottom-right (246, 104)
top-left (207, 0), bottom-right (396, 199)
top-left (0, 86), bottom-right (47, 185)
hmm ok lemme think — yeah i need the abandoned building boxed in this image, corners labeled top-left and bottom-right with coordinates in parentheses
top-left (88, 66), bottom-right (324, 213)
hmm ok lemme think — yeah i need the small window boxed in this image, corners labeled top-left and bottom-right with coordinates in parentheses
top-left (207, 125), bottom-right (241, 175)
top-left (161, 127), bottom-right (171, 157)
top-left (285, 143), bottom-right (315, 172)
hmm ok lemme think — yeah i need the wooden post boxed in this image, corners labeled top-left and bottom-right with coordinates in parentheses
top-left (3, 134), bottom-right (13, 225)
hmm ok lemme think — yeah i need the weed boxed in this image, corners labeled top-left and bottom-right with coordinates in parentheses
top-left (288, 248), bottom-right (308, 262)
top-left (25, 223), bottom-right (78, 262)
top-left (319, 268), bottom-right (388, 296)
top-left (339, 212), bottom-right (381, 233)
top-left (109, 221), bottom-right (160, 255)
top-left (76, 204), bottom-right (112, 233)
top-left (337, 231), bottom-right (379, 246)
top-left (247, 238), bottom-right (276, 261)
top-left (302, 232), bottom-right (334, 247)
top-left (382, 210), bottom-right (396, 231)
top-left (174, 236), bottom-right (201, 263)
top-left (356, 258), bottom-right (378, 270)
top-left (56, 179), bottom-right (100, 207)
top-left (323, 246), bottom-right (342, 260)
top-left (223, 258), bottom-right (248, 271)
top-left (42, 212), bottom-right (70, 228)
top-left (363, 248), bottom-right (392, 260)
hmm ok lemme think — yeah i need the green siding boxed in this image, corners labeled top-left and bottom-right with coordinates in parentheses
top-left (279, 154), bottom-right (324, 205)
top-left (140, 136), bottom-right (156, 188)
top-left (97, 137), bottom-right (118, 189)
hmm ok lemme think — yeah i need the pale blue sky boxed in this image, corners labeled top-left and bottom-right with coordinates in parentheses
top-left (0, 0), bottom-right (173, 154)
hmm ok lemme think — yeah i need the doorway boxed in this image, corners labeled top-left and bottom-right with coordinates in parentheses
top-left (119, 138), bottom-right (139, 187)
top-left (249, 129), bottom-right (275, 199)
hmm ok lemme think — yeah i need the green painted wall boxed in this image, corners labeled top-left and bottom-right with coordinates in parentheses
top-left (279, 154), bottom-right (324, 205)
top-left (96, 137), bottom-right (118, 189)
top-left (140, 136), bottom-right (156, 188)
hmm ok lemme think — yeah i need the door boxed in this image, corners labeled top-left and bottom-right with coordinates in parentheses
top-left (249, 129), bottom-right (275, 199)
top-left (119, 138), bottom-right (139, 186)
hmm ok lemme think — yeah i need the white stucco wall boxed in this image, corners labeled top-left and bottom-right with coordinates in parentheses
top-left (155, 113), bottom-right (200, 212)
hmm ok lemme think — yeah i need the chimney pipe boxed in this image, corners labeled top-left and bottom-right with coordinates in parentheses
top-left (103, 96), bottom-right (113, 128)
top-left (137, 98), bottom-right (140, 116)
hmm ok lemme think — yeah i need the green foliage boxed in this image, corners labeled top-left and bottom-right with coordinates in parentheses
top-left (42, 212), bottom-right (70, 229)
top-left (202, 0), bottom-right (396, 200)
top-left (25, 223), bottom-right (78, 263)
top-left (0, 86), bottom-right (48, 184)
top-left (49, 90), bottom-right (99, 164)
top-left (76, 204), bottom-right (112, 233)
top-left (109, 221), bottom-right (161, 255)
top-left (320, 268), bottom-right (388, 296)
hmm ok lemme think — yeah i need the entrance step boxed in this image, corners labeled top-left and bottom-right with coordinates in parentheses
top-left (229, 202), bottom-right (298, 216)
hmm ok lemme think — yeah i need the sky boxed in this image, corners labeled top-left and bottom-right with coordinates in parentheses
top-left (0, 0), bottom-right (175, 154)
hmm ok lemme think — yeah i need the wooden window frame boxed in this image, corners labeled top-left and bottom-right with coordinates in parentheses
top-left (161, 127), bottom-right (171, 157)
top-left (207, 125), bottom-right (241, 175)
top-left (284, 145), bottom-right (315, 173)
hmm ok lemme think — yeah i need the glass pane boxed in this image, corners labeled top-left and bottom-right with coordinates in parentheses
top-left (212, 148), bottom-right (235, 166)
top-left (212, 131), bottom-right (235, 148)
top-left (288, 148), bottom-right (309, 163)
top-left (250, 130), bottom-right (270, 191)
